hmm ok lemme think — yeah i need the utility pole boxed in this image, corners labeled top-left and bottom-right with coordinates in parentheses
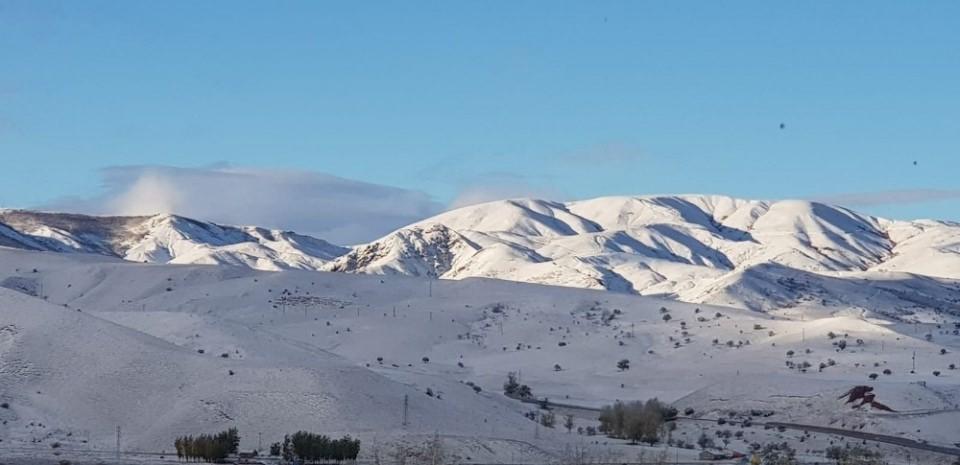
top-left (393, 306), bottom-right (397, 318)
top-left (116, 425), bottom-right (121, 461)
top-left (402, 394), bottom-right (409, 427)
top-left (258, 432), bottom-right (262, 451)
top-left (913, 351), bottom-right (917, 372)
top-left (428, 280), bottom-right (432, 298)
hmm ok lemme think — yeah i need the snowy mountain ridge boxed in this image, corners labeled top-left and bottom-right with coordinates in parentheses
top-left (329, 195), bottom-right (960, 317)
top-left (4, 194), bottom-right (960, 316)
top-left (0, 210), bottom-right (348, 271)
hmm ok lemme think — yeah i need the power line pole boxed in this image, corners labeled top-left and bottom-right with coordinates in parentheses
top-left (402, 394), bottom-right (409, 427)
top-left (116, 425), bottom-right (121, 461)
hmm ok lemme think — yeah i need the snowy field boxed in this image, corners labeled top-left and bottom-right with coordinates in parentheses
top-left (2, 248), bottom-right (959, 464)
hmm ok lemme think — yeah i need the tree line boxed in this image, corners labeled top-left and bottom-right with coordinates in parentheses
top-left (174, 427), bottom-right (239, 462)
top-left (272, 431), bottom-right (361, 463)
top-left (597, 399), bottom-right (676, 445)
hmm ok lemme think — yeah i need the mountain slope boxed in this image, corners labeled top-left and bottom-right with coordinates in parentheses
top-left (328, 195), bottom-right (960, 318)
top-left (2, 247), bottom-right (959, 464)
top-left (0, 210), bottom-right (348, 271)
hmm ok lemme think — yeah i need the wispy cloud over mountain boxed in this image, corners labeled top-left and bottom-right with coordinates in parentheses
top-left (47, 165), bottom-right (442, 244)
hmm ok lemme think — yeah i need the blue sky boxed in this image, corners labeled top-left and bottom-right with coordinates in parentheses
top-left (1, 1), bottom-right (959, 239)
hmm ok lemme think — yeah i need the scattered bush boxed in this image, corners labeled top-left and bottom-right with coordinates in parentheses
top-left (540, 411), bottom-right (556, 428)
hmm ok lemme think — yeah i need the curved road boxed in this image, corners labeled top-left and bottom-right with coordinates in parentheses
top-left (519, 396), bottom-right (960, 459)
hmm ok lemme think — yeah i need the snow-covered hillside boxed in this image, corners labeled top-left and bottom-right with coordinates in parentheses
top-left (330, 196), bottom-right (960, 319)
top-left (0, 210), bottom-right (347, 271)
top-left (2, 248), bottom-right (959, 464)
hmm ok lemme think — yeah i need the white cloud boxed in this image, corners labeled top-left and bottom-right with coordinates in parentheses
top-left (48, 165), bottom-right (442, 245)
top-left (448, 172), bottom-right (563, 209)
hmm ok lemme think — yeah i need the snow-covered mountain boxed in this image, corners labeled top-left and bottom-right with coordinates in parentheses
top-left (5, 195), bottom-right (960, 317)
top-left (329, 195), bottom-right (960, 317)
top-left (0, 210), bottom-right (348, 271)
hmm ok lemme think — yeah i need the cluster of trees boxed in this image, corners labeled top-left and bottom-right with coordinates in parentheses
top-left (754, 442), bottom-right (797, 465)
top-left (174, 428), bottom-right (239, 462)
top-left (272, 432), bottom-right (361, 463)
top-left (597, 399), bottom-right (676, 445)
top-left (503, 372), bottom-right (532, 398)
top-left (825, 445), bottom-right (888, 465)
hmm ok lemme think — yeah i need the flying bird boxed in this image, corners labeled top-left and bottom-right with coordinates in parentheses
top-left (779, 123), bottom-right (786, 130)
top-left (913, 161), bottom-right (918, 166)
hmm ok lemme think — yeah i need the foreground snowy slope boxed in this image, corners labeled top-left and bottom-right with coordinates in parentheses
top-left (330, 196), bottom-right (960, 318)
top-left (2, 248), bottom-right (960, 463)
top-left (0, 252), bottom-right (549, 461)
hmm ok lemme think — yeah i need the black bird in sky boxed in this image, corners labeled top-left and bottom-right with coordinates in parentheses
top-left (779, 123), bottom-right (786, 130)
